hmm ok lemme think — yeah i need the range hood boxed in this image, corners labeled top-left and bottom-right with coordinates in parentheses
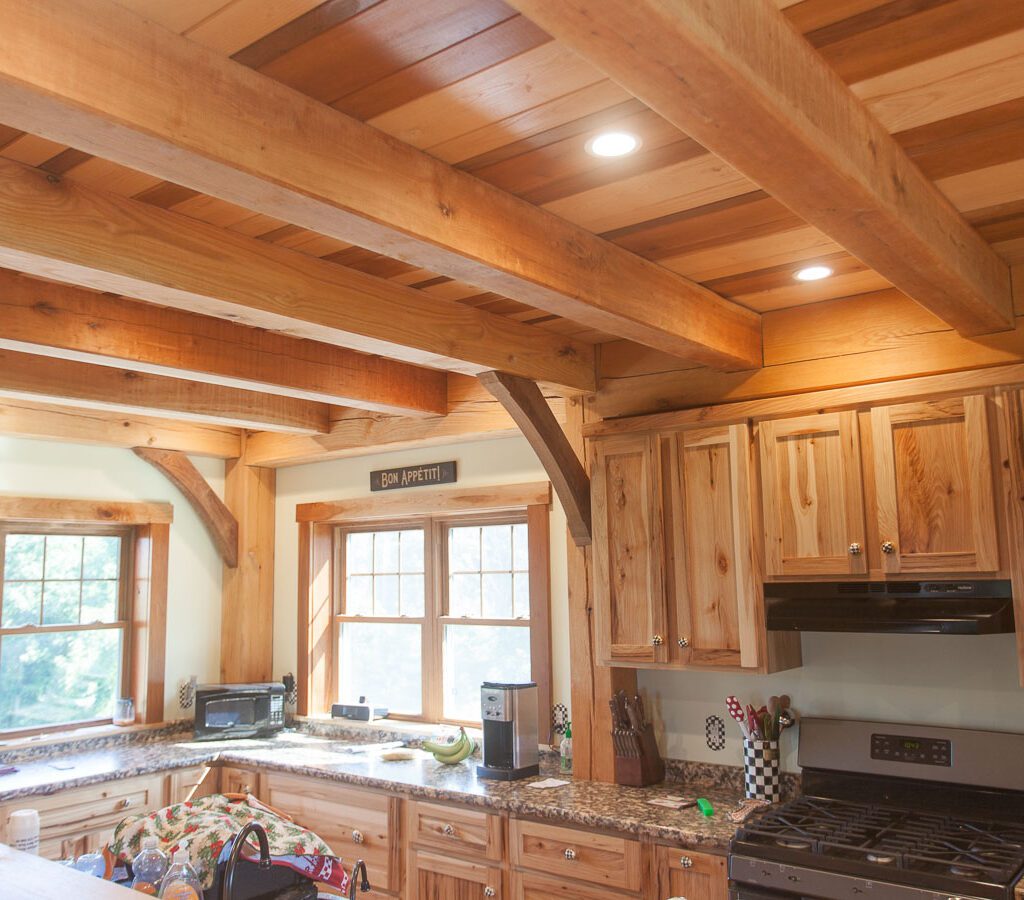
top-left (765, 580), bottom-right (1015, 635)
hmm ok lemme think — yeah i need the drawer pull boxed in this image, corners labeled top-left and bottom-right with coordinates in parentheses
top-left (563, 848), bottom-right (577, 861)
top-left (241, 784), bottom-right (252, 795)
top-left (483, 888), bottom-right (495, 898)
top-left (680, 855), bottom-right (693, 868)
top-left (351, 829), bottom-right (364, 845)
top-left (119, 798), bottom-right (133, 809)
top-left (442, 823), bottom-right (456, 837)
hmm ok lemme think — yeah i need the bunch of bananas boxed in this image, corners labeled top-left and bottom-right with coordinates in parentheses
top-left (422, 727), bottom-right (476, 765)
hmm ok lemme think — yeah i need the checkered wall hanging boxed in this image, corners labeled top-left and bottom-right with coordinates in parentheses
top-left (705, 715), bottom-right (726, 751)
top-left (743, 739), bottom-right (782, 803)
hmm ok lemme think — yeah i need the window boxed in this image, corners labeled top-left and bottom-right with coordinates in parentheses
top-left (0, 525), bottom-right (131, 733)
top-left (334, 511), bottom-right (548, 726)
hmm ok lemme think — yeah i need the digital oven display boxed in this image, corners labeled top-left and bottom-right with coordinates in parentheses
top-left (871, 733), bottom-right (951, 766)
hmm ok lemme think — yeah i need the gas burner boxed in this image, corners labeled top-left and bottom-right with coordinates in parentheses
top-left (866, 852), bottom-right (896, 865)
top-left (949, 864), bottom-right (982, 878)
top-left (777, 837), bottom-right (811, 850)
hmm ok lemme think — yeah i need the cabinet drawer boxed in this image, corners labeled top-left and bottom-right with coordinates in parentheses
top-left (262, 772), bottom-right (396, 893)
top-left (513, 870), bottom-right (636, 899)
top-left (510, 819), bottom-right (640, 893)
top-left (407, 799), bottom-right (503, 860)
top-left (410, 848), bottom-right (503, 900)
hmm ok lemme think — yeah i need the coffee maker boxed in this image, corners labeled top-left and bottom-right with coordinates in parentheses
top-left (477, 682), bottom-right (539, 780)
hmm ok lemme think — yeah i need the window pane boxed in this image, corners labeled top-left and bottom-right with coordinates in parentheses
top-left (373, 531), bottom-right (399, 573)
top-left (339, 623), bottom-right (421, 715)
top-left (345, 575), bottom-right (373, 616)
top-left (2, 581), bottom-right (41, 628)
top-left (82, 536), bottom-right (121, 580)
top-left (399, 530), bottom-right (424, 573)
top-left (4, 535), bottom-right (44, 580)
top-left (0, 629), bottom-right (122, 732)
top-left (400, 574), bottom-right (424, 617)
top-left (374, 574), bottom-right (400, 616)
top-left (80, 580), bottom-right (119, 624)
top-left (449, 527), bottom-right (480, 572)
top-left (42, 581), bottom-right (80, 626)
top-left (449, 573), bottom-right (480, 618)
top-left (346, 533), bottom-right (373, 574)
top-left (512, 523), bottom-right (529, 571)
top-left (443, 625), bottom-right (531, 722)
top-left (513, 573), bottom-right (530, 619)
top-left (44, 535), bottom-right (83, 580)
top-left (482, 573), bottom-right (513, 618)
top-left (481, 525), bottom-right (512, 571)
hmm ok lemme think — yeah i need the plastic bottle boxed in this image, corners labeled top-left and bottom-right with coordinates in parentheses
top-left (131, 836), bottom-right (170, 894)
top-left (7, 809), bottom-right (39, 855)
top-left (560, 721), bottom-right (573, 774)
top-left (157, 843), bottom-right (204, 900)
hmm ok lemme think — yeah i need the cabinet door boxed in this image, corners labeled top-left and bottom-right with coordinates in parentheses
top-left (759, 412), bottom-right (867, 576)
top-left (668, 425), bottom-right (760, 669)
top-left (219, 765), bottom-right (261, 797)
top-left (591, 434), bottom-right (668, 664)
top-left (871, 395), bottom-right (999, 574)
top-left (656, 847), bottom-right (728, 900)
top-left (409, 849), bottom-right (503, 900)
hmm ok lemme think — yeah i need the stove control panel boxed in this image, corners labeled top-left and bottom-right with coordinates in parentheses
top-left (871, 732), bottom-right (951, 766)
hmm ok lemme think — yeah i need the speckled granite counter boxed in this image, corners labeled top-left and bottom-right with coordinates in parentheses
top-left (0, 729), bottom-right (756, 851)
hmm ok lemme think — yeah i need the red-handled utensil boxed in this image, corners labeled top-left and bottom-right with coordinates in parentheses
top-left (726, 696), bottom-right (749, 739)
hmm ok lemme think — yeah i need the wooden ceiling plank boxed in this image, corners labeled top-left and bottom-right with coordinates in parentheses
top-left (507, 0), bottom-right (1014, 336)
top-left (0, 348), bottom-right (331, 433)
top-left (0, 397), bottom-right (241, 457)
top-left (0, 269), bottom-right (448, 417)
top-left (0, 157), bottom-right (596, 392)
top-left (0, 0), bottom-right (760, 370)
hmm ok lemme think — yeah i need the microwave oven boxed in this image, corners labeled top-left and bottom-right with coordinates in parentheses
top-left (193, 682), bottom-right (286, 741)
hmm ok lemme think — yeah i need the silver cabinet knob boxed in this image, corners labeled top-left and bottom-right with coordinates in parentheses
top-left (848, 542), bottom-right (862, 555)
top-left (881, 541), bottom-right (896, 555)
top-left (351, 829), bottom-right (363, 844)
top-left (564, 848), bottom-right (577, 861)
top-left (677, 637), bottom-right (689, 649)
top-left (119, 798), bottom-right (132, 809)
top-left (483, 888), bottom-right (495, 898)
top-left (652, 634), bottom-right (664, 646)
top-left (680, 855), bottom-right (693, 868)
top-left (442, 823), bottom-right (456, 836)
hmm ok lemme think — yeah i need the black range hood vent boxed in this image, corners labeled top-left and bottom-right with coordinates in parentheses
top-left (765, 580), bottom-right (1015, 635)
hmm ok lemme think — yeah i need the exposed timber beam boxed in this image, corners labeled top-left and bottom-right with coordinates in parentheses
top-left (0, 0), bottom-right (760, 370)
top-left (0, 398), bottom-right (241, 458)
top-left (505, 0), bottom-right (1014, 336)
top-left (133, 447), bottom-right (239, 568)
top-left (0, 348), bottom-right (329, 433)
top-left (0, 270), bottom-right (446, 417)
top-left (478, 371), bottom-right (592, 547)
top-left (0, 157), bottom-right (594, 394)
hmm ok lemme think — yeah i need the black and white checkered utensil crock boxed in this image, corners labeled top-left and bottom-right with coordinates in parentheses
top-left (743, 739), bottom-right (782, 803)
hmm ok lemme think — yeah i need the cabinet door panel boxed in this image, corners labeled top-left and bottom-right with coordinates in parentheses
top-left (872, 395), bottom-right (998, 573)
top-left (759, 412), bottom-right (867, 576)
top-left (591, 434), bottom-right (667, 664)
top-left (656, 846), bottom-right (728, 900)
top-left (409, 849), bottom-right (502, 900)
top-left (670, 425), bottom-right (759, 668)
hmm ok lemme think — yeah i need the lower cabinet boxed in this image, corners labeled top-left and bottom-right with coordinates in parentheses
top-left (168, 764), bottom-right (218, 804)
top-left (409, 848), bottom-right (504, 900)
top-left (655, 845), bottom-right (729, 900)
top-left (219, 765), bottom-right (262, 797)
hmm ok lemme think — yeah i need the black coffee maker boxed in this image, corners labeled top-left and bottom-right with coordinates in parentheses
top-left (477, 681), bottom-right (540, 781)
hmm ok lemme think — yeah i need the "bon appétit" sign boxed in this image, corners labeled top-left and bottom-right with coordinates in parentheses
top-left (369, 461), bottom-right (457, 492)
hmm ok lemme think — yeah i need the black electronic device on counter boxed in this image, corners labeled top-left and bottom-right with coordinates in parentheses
top-left (193, 682), bottom-right (286, 741)
top-left (332, 696), bottom-right (389, 721)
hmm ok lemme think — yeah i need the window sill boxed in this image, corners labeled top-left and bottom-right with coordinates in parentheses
top-left (0, 718), bottom-right (172, 751)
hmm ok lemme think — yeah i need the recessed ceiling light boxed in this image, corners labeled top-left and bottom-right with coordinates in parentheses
top-left (794, 265), bottom-right (833, 281)
top-left (585, 131), bottom-right (642, 158)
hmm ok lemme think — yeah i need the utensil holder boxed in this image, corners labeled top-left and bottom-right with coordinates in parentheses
top-left (743, 739), bottom-right (781, 803)
top-left (613, 723), bottom-right (665, 787)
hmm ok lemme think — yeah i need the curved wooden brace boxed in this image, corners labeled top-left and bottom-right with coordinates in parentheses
top-left (133, 446), bottom-right (239, 567)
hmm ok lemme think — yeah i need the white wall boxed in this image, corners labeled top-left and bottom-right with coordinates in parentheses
top-left (0, 436), bottom-right (224, 719)
top-left (273, 436), bottom-right (572, 714)
top-left (640, 631), bottom-right (1024, 771)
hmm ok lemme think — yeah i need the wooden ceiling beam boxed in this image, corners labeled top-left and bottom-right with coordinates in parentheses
top-left (0, 157), bottom-right (595, 393)
top-left (0, 269), bottom-right (446, 418)
top-left (478, 370), bottom-right (592, 547)
top-left (507, 0), bottom-right (1015, 336)
top-left (0, 348), bottom-right (330, 433)
top-left (0, 0), bottom-right (760, 370)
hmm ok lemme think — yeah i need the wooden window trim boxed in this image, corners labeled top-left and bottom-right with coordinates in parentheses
top-left (0, 497), bottom-right (172, 735)
top-left (297, 486), bottom-right (553, 741)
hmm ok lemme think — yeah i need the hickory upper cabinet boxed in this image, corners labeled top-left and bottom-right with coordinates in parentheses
top-left (590, 433), bottom-right (669, 665)
top-left (758, 412), bottom-right (868, 577)
top-left (870, 395), bottom-right (999, 574)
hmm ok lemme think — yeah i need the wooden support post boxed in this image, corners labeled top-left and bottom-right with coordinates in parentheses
top-left (131, 523), bottom-right (169, 724)
top-left (133, 447), bottom-right (239, 568)
top-left (221, 439), bottom-right (276, 683)
top-left (479, 371), bottom-right (592, 546)
top-left (563, 396), bottom-right (636, 782)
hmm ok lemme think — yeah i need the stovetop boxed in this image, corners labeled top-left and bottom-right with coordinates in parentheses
top-left (733, 794), bottom-right (1024, 898)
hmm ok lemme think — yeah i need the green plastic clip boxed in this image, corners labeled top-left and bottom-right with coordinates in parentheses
top-left (696, 798), bottom-right (714, 817)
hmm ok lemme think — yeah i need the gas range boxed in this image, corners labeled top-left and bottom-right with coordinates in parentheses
top-left (729, 718), bottom-right (1024, 900)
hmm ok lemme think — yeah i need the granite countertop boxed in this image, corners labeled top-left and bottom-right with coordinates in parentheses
top-left (0, 730), bottom-right (748, 851)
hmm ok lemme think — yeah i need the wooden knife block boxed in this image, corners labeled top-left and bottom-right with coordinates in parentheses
top-left (613, 723), bottom-right (665, 787)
